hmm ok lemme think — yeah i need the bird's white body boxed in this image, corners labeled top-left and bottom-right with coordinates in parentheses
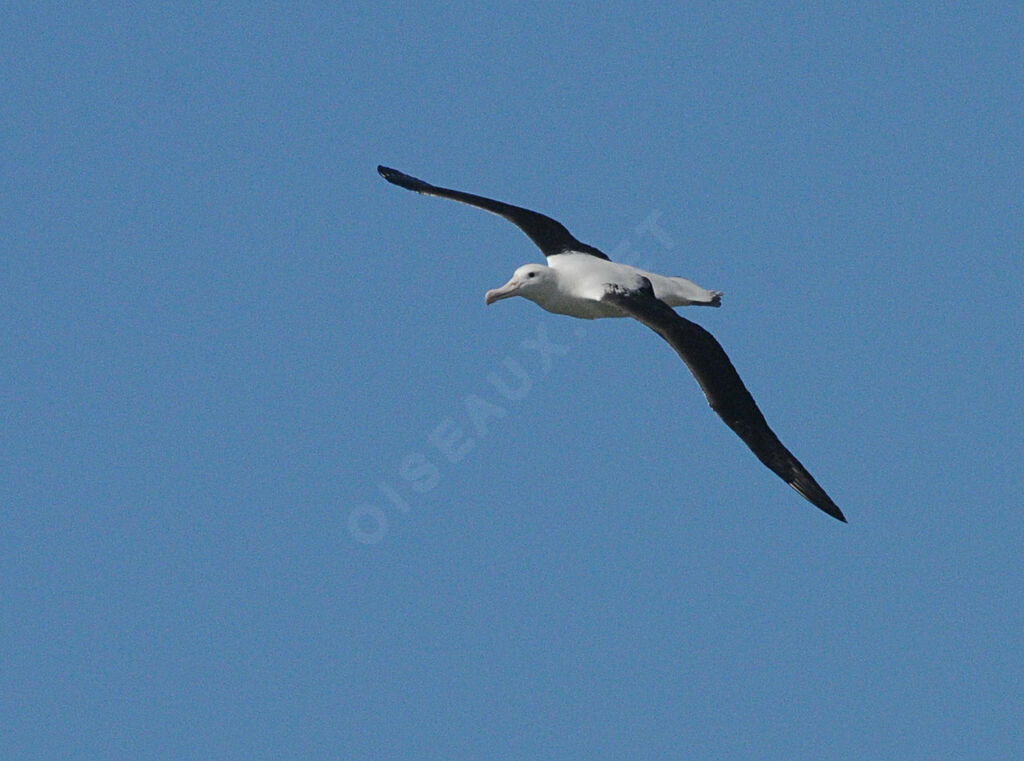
top-left (486, 253), bottom-right (722, 319)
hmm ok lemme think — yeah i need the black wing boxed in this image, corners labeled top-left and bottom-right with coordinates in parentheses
top-left (602, 280), bottom-right (846, 522)
top-left (377, 166), bottom-right (610, 260)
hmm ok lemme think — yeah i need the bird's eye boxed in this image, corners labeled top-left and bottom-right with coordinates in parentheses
top-left (527, 272), bottom-right (536, 278)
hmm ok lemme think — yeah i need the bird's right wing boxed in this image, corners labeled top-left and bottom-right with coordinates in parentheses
top-left (602, 280), bottom-right (846, 522)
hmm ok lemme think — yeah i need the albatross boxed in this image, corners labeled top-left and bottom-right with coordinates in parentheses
top-left (378, 165), bottom-right (846, 523)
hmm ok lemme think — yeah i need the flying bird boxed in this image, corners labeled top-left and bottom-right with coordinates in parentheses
top-left (378, 165), bottom-right (846, 522)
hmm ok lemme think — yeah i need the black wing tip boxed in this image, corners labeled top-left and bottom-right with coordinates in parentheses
top-left (826, 504), bottom-right (849, 523)
top-left (788, 479), bottom-right (847, 522)
top-left (377, 165), bottom-right (431, 193)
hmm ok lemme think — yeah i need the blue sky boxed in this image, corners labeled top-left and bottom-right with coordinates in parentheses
top-left (3, 3), bottom-right (1022, 759)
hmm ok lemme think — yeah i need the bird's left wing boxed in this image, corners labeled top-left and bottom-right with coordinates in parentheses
top-left (602, 280), bottom-right (846, 522)
top-left (378, 166), bottom-right (610, 260)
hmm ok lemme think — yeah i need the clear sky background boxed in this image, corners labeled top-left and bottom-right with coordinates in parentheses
top-left (3, 3), bottom-right (1022, 759)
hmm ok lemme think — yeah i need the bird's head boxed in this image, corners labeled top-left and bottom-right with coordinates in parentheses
top-left (485, 263), bottom-right (556, 306)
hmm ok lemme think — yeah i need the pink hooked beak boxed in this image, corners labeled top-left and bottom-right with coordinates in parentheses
top-left (484, 277), bottom-right (520, 305)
